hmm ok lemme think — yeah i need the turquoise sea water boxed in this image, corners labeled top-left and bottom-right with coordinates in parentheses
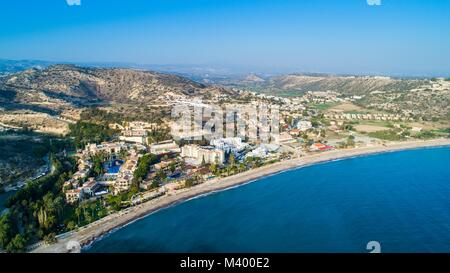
top-left (86, 147), bottom-right (450, 253)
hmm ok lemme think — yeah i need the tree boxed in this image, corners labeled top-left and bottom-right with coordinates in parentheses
top-left (156, 170), bottom-right (167, 181)
top-left (32, 145), bottom-right (49, 158)
top-left (92, 152), bottom-right (107, 176)
top-left (66, 221), bottom-right (77, 231)
top-left (209, 164), bottom-right (218, 175)
top-left (119, 149), bottom-right (128, 160)
top-left (90, 203), bottom-right (98, 219)
top-left (346, 135), bottom-right (356, 147)
top-left (84, 209), bottom-right (93, 224)
top-left (133, 153), bottom-right (158, 187)
top-left (228, 153), bottom-right (236, 167)
top-left (185, 178), bottom-right (196, 188)
top-left (44, 233), bottom-right (57, 244)
top-left (201, 156), bottom-right (206, 167)
top-left (75, 207), bottom-right (82, 225)
top-left (169, 163), bottom-right (176, 173)
top-left (6, 234), bottom-right (27, 253)
top-left (344, 124), bottom-right (354, 131)
top-left (0, 214), bottom-right (14, 249)
top-left (53, 196), bottom-right (65, 219)
top-left (37, 207), bottom-right (49, 230)
top-left (151, 180), bottom-right (160, 189)
top-left (286, 116), bottom-right (293, 126)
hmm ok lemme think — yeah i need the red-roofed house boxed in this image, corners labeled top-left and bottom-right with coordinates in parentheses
top-left (310, 143), bottom-right (334, 152)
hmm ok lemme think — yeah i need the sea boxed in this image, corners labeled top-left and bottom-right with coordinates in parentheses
top-left (83, 146), bottom-right (450, 253)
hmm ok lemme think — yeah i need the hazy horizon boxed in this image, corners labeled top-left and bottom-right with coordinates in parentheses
top-left (0, 58), bottom-right (446, 78)
top-left (1, 0), bottom-right (450, 77)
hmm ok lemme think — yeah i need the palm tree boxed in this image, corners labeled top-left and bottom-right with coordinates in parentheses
top-left (75, 207), bottom-right (82, 225)
top-left (228, 153), bottom-right (236, 167)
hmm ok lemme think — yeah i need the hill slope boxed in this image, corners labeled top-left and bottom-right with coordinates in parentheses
top-left (0, 64), bottom-right (232, 111)
top-left (230, 74), bottom-right (427, 96)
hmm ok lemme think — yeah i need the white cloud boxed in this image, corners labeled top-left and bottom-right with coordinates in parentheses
top-left (367, 0), bottom-right (382, 6)
top-left (66, 0), bottom-right (81, 6)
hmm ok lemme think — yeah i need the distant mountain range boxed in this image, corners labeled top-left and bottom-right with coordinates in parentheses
top-left (0, 59), bottom-right (54, 76)
top-left (220, 74), bottom-right (428, 96)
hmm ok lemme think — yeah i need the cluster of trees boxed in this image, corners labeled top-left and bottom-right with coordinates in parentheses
top-left (114, 105), bottom-right (168, 124)
top-left (69, 121), bottom-right (116, 149)
top-left (79, 108), bottom-right (124, 125)
top-left (80, 106), bottom-right (173, 125)
top-left (184, 177), bottom-right (199, 188)
top-left (206, 155), bottom-right (263, 178)
top-left (336, 135), bottom-right (356, 149)
top-left (310, 114), bottom-right (331, 127)
top-left (133, 153), bottom-right (159, 189)
top-left (72, 200), bottom-right (108, 227)
top-left (105, 191), bottom-right (138, 212)
top-left (91, 152), bottom-right (108, 177)
top-left (0, 213), bottom-right (25, 252)
top-left (415, 130), bottom-right (437, 139)
top-left (0, 155), bottom-right (77, 252)
top-left (368, 130), bottom-right (406, 141)
top-left (0, 151), bottom-right (115, 252)
top-left (147, 127), bottom-right (171, 144)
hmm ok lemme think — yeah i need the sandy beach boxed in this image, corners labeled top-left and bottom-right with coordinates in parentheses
top-left (32, 138), bottom-right (450, 253)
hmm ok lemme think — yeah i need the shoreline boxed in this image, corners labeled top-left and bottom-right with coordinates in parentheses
top-left (32, 138), bottom-right (450, 253)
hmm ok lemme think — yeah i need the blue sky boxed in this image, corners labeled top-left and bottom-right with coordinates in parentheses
top-left (0, 0), bottom-right (449, 76)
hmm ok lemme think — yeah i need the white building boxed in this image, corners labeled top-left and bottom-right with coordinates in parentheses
top-left (119, 135), bottom-right (147, 145)
top-left (119, 129), bottom-right (148, 145)
top-left (149, 140), bottom-right (181, 155)
top-left (81, 178), bottom-right (100, 197)
top-left (181, 145), bottom-right (225, 165)
top-left (245, 144), bottom-right (280, 159)
top-left (65, 189), bottom-right (82, 204)
top-left (296, 121), bottom-right (313, 131)
top-left (127, 121), bottom-right (157, 130)
top-left (210, 137), bottom-right (249, 155)
top-left (85, 142), bottom-right (126, 156)
top-left (274, 132), bottom-right (296, 144)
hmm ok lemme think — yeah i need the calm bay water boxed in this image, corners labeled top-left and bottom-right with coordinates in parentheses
top-left (87, 147), bottom-right (450, 253)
